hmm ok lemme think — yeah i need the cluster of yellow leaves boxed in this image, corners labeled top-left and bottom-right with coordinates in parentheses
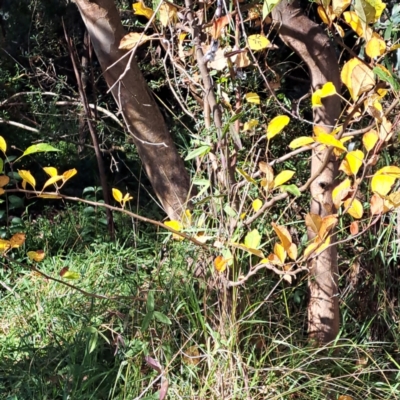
top-left (258, 161), bottom-right (295, 192)
top-left (112, 188), bottom-right (133, 208)
top-left (312, 82), bottom-right (337, 107)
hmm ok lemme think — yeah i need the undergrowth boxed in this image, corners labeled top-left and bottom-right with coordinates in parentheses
top-left (0, 207), bottom-right (399, 399)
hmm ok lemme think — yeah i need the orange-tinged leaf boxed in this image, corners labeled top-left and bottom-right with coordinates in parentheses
top-left (317, 6), bottom-right (333, 24)
top-left (62, 168), bottom-right (77, 181)
top-left (287, 242), bottom-right (298, 260)
top-left (274, 242), bottom-right (286, 263)
top-left (159, 2), bottom-right (178, 27)
top-left (305, 213), bottom-right (322, 235)
top-left (341, 58), bottom-right (375, 101)
top-left (350, 221), bottom-right (359, 235)
top-left (366, 33), bottom-right (386, 58)
top-left (119, 32), bottom-right (151, 50)
top-left (244, 92), bottom-right (260, 104)
top-left (252, 198), bottom-right (263, 212)
top-left (319, 215), bottom-right (338, 239)
top-left (344, 198), bottom-right (363, 219)
top-left (112, 188), bottom-right (123, 203)
top-left (267, 253), bottom-right (282, 265)
top-left (43, 167), bottom-right (58, 177)
top-left (60, 268), bottom-right (80, 280)
top-left (18, 170), bottom-right (36, 189)
top-left (370, 193), bottom-right (387, 215)
top-left (210, 14), bottom-right (232, 39)
top-left (132, 2), bottom-right (154, 19)
top-left (248, 34), bottom-right (270, 51)
top-left (332, 178), bottom-right (351, 208)
top-left (27, 250), bottom-right (45, 262)
top-left (338, 396), bottom-right (354, 400)
top-left (0, 189), bottom-right (5, 196)
top-left (43, 175), bottom-right (63, 189)
top-left (0, 136), bottom-right (6, 153)
top-left (345, 150), bottom-right (364, 176)
top-left (0, 175), bottom-right (9, 188)
top-left (289, 136), bottom-right (314, 149)
top-left (363, 130), bottom-right (379, 151)
top-left (271, 222), bottom-right (292, 250)
top-left (339, 159), bottom-right (352, 176)
top-left (214, 255), bottom-right (228, 272)
top-left (266, 115), bottom-right (290, 139)
top-left (10, 233), bottom-right (26, 248)
top-left (274, 170), bottom-right (295, 188)
top-left (371, 174), bottom-right (396, 196)
top-left (314, 131), bottom-right (346, 151)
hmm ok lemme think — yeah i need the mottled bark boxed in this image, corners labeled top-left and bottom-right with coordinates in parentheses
top-left (272, 0), bottom-right (341, 344)
top-left (74, 0), bottom-right (192, 220)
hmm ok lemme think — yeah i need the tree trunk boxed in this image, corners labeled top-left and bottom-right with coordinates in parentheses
top-left (74, 0), bottom-right (192, 220)
top-left (272, 0), bottom-right (341, 344)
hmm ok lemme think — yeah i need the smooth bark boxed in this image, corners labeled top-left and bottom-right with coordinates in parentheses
top-left (74, 0), bottom-right (191, 220)
top-left (272, 0), bottom-right (341, 344)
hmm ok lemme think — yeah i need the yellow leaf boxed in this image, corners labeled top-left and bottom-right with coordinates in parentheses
top-left (363, 129), bottom-right (379, 151)
top-left (164, 220), bottom-right (184, 240)
top-left (314, 131), bottom-right (346, 151)
top-left (43, 175), bottom-right (63, 190)
top-left (312, 82), bottom-right (337, 108)
top-left (317, 6), bottom-right (334, 24)
top-left (289, 136), bottom-right (314, 149)
top-left (252, 198), bottom-right (263, 212)
top-left (319, 215), bottom-right (338, 240)
top-left (287, 243), bottom-right (298, 260)
top-left (38, 194), bottom-right (61, 199)
top-left (60, 269), bottom-right (80, 280)
top-left (243, 119), bottom-right (259, 131)
top-left (266, 115), bottom-right (290, 139)
top-left (244, 92), bottom-right (260, 104)
top-left (159, 2), bottom-right (178, 27)
top-left (0, 175), bottom-right (9, 188)
top-left (248, 34), bottom-right (270, 51)
top-left (232, 242), bottom-right (265, 258)
top-left (333, 22), bottom-right (345, 37)
top-left (182, 209), bottom-right (192, 227)
top-left (112, 188), bottom-right (123, 203)
top-left (379, 116), bottom-right (393, 142)
top-left (0, 136), bottom-right (7, 153)
top-left (274, 170), bottom-right (295, 188)
top-left (332, 178), bottom-right (351, 209)
top-left (244, 229), bottom-right (261, 249)
top-left (345, 150), bottom-right (364, 176)
top-left (18, 170), bottom-right (36, 189)
top-left (43, 167), bottom-right (58, 177)
top-left (370, 0), bottom-right (386, 20)
top-left (366, 33), bottom-right (386, 58)
top-left (214, 255), bottom-right (228, 272)
top-left (271, 222), bottom-right (292, 250)
top-left (132, 2), bottom-right (154, 19)
top-left (122, 192), bottom-right (133, 203)
top-left (344, 198), bottom-right (363, 219)
top-left (236, 168), bottom-right (257, 184)
top-left (10, 233), bottom-right (26, 248)
top-left (304, 236), bottom-right (331, 259)
top-left (27, 250), bottom-right (45, 262)
top-left (375, 166), bottom-right (400, 177)
top-left (371, 174), bottom-right (396, 196)
top-left (386, 191), bottom-right (400, 207)
top-left (343, 11), bottom-right (364, 36)
top-left (274, 242), bottom-right (286, 264)
top-left (341, 58), bottom-right (375, 101)
top-left (119, 32), bottom-right (151, 50)
top-left (62, 168), bottom-right (78, 181)
top-left (0, 239), bottom-right (10, 251)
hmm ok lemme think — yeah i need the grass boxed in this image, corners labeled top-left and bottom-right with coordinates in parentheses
top-left (0, 207), bottom-right (399, 399)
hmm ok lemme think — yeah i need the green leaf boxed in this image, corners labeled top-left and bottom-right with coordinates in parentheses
top-left (262, 0), bottom-right (282, 20)
top-left (0, 159), bottom-right (3, 174)
top-left (147, 291), bottom-right (155, 313)
top-left (153, 311), bottom-right (172, 325)
top-left (244, 229), bottom-right (261, 249)
top-left (184, 145), bottom-right (210, 161)
top-left (17, 143), bottom-right (60, 161)
top-left (224, 204), bottom-right (237, 217)
top-left (373, 67), bottom-right (400, 90)
top-left (280, 184), bottom-right (301, 196)
top-left (141, 311), bottom-right (154, 332)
